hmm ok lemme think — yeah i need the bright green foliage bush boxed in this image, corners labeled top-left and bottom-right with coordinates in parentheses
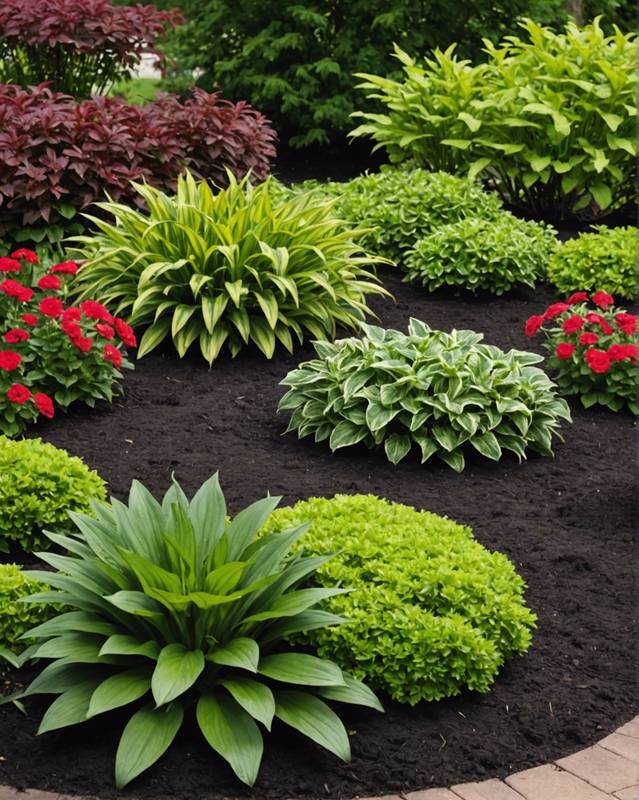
top-left (0, 437), bottom-right (106, 552)
top-left (405, 213), bottom-right (557, 293)
top-left (279, 319), bottom-right (571, 472)
top-left (352, 19), bottom-right (637, 220)
top-left (20, 474), bottom-right (381, 788)
top-left (262, 494), bottom-right (537, 704)
top-left (547, 226), bottom-right (637, 300)
top-left (0, 564), bottom-right (54, 650)
top-left (71, 171), bottom-right (389, 365)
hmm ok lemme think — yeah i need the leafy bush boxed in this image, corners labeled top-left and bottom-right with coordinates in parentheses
top-left (71, 172), bottom-right (390, 365)
top-left (0, 437), bottom-right (106, 552)
top-left (525, 291), bottom-right (638, 413)
top-left (19, 474), bottom-right (382, 788)
top-left (279, 319), bottom-right (571, 472)
top-left (405, 213), bottom-right (557, 293)
top-left (0, 0), bottom-right (182, 98)
top-left (0, 249), bottom-right (135, 435)
top-left (547, 226), bottom-right (637, 300)
top-left (0, 564), bottom-right (54, 650)
top-left (0, 84), bottom-right (276, 243)
top-left (262, 494), bottom-right (536, 704)
top-left (352, 20), bottom-right (637, 220)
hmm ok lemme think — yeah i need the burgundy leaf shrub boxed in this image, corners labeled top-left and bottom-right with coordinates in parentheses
top-left (0, 84), bottom-right (277, 236)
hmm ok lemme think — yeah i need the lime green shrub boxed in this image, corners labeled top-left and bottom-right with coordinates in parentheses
top-left (0, 437), bottom-right (106, 552)
top-left (263, 494), bottom-right (537, 704)
top-left (547, 226), bottom-right (637, 300)
top-left (0, 564), bottom-right (54, 650)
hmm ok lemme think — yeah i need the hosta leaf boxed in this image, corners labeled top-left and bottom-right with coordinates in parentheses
top-left (328, 420), bottom-right (367, 450)
top-left (220, 678), bottom-right (276, 730)
top-left (38, 679), bottom-right (102, 733)
top-left (384, 433), bottom-right (411, 464)
top-left (317, 674), bottom-right (384, 711)
top-left (208, 638), bottom-right (259, 672)
top-left (258, 653), bottom-right (345, 686)
top-left (99, 634), bottom-right (160, 660)
top-left (471, 431), bottom-right (502, 461)
top-left (151, 644), bottom-right (205, 706)
top-left (137, 318), bottom-right (171, 358)
top-left (88, 667), bottom-right (152, 718)
top-left (274, 690), bottom-right (350, 762)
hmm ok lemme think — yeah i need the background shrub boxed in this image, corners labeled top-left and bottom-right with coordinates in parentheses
top-left (262, 494), bottom-right (537, 704)
top-left (71, 172), bottom-right (389, 365)
top-left (405, 213), bottom-right (557, 293)
top-left (547, 226), bottom-right (637, 300)
top-left (0, 84), bottom-right (276, 244)
top-left (279, 319), bottom-right (571, 472)
top-left (0, 564), bottom-right (54, 651)
top-left (0, 437), bottom-right (106, 552)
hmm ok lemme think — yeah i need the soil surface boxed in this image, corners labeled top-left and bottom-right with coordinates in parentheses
top-left (1, 270), bottom-right (637, 800)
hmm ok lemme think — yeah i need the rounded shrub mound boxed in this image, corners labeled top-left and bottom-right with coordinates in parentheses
top-left (547, 226), bottom-right (637, 301)
top-left (405, 213), bottom-right (557, 294)
top-left (263, 494), bottom-right (537, 704)
top-left (279, 319), bottom-right (571, 472)
top-left (0, 437), bottom-right (106, 552)
top-left (0, 564), bottom-right (54, 651)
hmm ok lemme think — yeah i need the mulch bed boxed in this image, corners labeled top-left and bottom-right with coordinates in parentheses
top-left (0, 268), bottom-right (636, 800)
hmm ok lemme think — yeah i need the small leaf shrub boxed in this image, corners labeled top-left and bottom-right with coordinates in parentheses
top-left (262, 494), bottom-right (537, 704)
top-left (0, 249), bottom-right (135, 435)
top-left (547, 226), bottom-right (637, 300)
top-left (352, 20), bottom-right (637, 220)
top-left (525, 291), bottom-right (638, 412)
top-left (405, 213), bottom-right (557, 293)
top-left (0, 564), bottom-right (54, 650)
top-left (0, 436), bottom-right (106, 553)
top-left (19, 474), bottom-right (381, 788)
top-left (71, 172), bottom-right (390, 365)
top-left (279, 319), bottom-right (571, 472)
top-left (0, 84), bottom-right (277, 242)
top-left (0, 0), bottom-right (182, 98)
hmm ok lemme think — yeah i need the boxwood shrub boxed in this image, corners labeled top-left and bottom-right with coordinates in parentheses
top-left (0, 564), bottom-right (53, 651)
top-left (263, 494), bottom-right (537, 704)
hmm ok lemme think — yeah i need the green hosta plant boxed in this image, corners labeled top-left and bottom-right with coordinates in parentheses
top-left (405, 212), bottom-right (557, 293)
top-left (18, 474), bottom-right (382, 788)
top-left (71, 171), bottom-right (389, 365)
top-left (279, 319), bottom-right (571, 472)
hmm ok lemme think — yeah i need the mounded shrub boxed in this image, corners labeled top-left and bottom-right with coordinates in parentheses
top-left (0, 564), bottom-right (54, 651)
top-left (547, 226), bottom-right (637, 301)
top-left (0, 437), bottom-right (106, 552)
top-left (405, 213), bottom-right (557, 294)
top-left (262, 494), bottom-right (537, 704)
top-left (279, 319), bottom-right (571, 472)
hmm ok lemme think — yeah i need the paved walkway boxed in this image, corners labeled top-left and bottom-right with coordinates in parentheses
top-left (0, 716), bottom-right (637, 800)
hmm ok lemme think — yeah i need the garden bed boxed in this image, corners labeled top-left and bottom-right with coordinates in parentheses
top-left (0, 268), bottom-right (636, 799)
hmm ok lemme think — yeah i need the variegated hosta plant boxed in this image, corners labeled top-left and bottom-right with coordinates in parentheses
top-left (18, 475), bottom-right (382, 788)
top-left (70, 171), bottom-right (389, 365)
top-left (279, 319), bottom-right (571, 472)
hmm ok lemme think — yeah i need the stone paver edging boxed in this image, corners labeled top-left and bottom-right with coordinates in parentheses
top-left (1, 716), bottom-right (637, 800)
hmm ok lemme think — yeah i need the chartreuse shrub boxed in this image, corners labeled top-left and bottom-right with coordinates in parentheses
top-left (352, 20), bottom-right (637, 220)
top-left (0, 437), bottom-right (106, 552)
top-left (405, 213), bottom-right (557, 293)
top-left (547, 226), bottom-right (637, 301)
top-left (0, 564), bottom-right (54, 651)
top-left (71, 171), bottom-right (389, 365)
top-left (262, 494), bottom-right (537, 704)
top-left (279, 319), bottom-right (571, 472)
top-left (18, 475), bottom-right (382, 788)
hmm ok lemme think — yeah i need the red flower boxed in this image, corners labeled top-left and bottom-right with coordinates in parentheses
top-left (72, 335), bottom-right (93, 353)
top-left (4, 327), bottom-right (30, 344)
top-left (562, 315), bottom-right (584, 334)
top-left (0, 350), bottom-right (22, 371)
top-left (103, 343), bottom-right (122, 369)
top-left (584, 348), bottom-right (611, 374)
top-left (615, 313), bottom-right (637, 335)
top-left (579, 332), bottom-right (599, 345)
top-left (525, 314), bottom-right (545, 337)
top-left (49, 260), bottom-right (78, 275)
top-left (556, 342), bottom-right (575, 359)
top-left (95, 322), bottom-right (115, 340)
top-left (585, 312), bottom-right (614, 336)
top-left (0, 278), bottom-right (33, 302)
top-left (21, 313), bottom-right (38, 327)
top-left (37, 274), bottom-right (62, 291)
top-left (566, 292), bottom-right (589, 305)
top-left (62, 306), bottom-right (82, 323)
top-left (592, 291), bottom-right (614, 310)
top-left (62, 320), bottom-right (82, 340)
top-left (114, 317), bottom-right (137, 347)
top-left (7, 383), bottom-right (31, 405)
top-left (80, 300), bottom-right (113, 322)
top-left (0, 257), bottom-right (22, 272)
top-left (39, 296), bottom-right (64, 318)
top-left (608, 343), bottom-right (638, 362)
top-left (34, 392), bottom-right (54, 419)
top-left (10, 248), bottom-right (38, 264)
top-left (544, 302), bottom-right (570, 319)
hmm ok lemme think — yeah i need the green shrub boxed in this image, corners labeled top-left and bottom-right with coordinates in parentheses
top-left (20, 474), bottom-right (381, 788)
top-left (547, 226), bottom-right (637, 300)
top-left (405, 213), bottom-right (557, 293)
top-left (0, 564), bottom-right (54, 651)
top-left (352, 19), bottom-right (637, 221)
top-left (0, 437), bottom-right (106, 552)
top-left (71, 171), bottom-right (389, 365)
top-left (262, 494), bottom-right (537, 704)
top-left (279, 319), bottom-right (571, 472)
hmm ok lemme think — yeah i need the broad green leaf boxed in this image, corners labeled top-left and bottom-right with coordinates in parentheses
top-left (88, 667), bottom-right (152, 718)
top-left (258, 653), bottom-right (345, 686)
top-left (274, 690), bottom-right (350, 761)
top-left (38, 679), bottom-right (102, 733)
top-left (317, 674), bottom-right (384, 712)
top-left (208, 638), bottom-right (259, 672)
top-left (384, 433), bottom-right (411, 464)
top-left (220, 678), bottom-right (275, 730)
top-left (151, 644), bottom-right (205, 706)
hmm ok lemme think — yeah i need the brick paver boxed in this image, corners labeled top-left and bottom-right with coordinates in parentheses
top-left (556, 743), bottom-right (639, 793)
top-left (506, 764), bottom-right (612, 799)
top-left (614, 787), bottom-right (639, 800)
top-left (451, 778), bottom-right (525, 799)
top-left (600, 733), bottom-right (639, 764)
top-left (405, 790), bottom-right (459, 800)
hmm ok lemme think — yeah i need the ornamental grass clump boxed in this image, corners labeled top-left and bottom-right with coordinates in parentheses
top-left (18, 474), bottom-right (382, 788)
top-left (71, 171), bottom-right (390, 365)
top-left (263, 494), bottom-right (537, 704)
top-left (279, 319), bottom-right (571, 472)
